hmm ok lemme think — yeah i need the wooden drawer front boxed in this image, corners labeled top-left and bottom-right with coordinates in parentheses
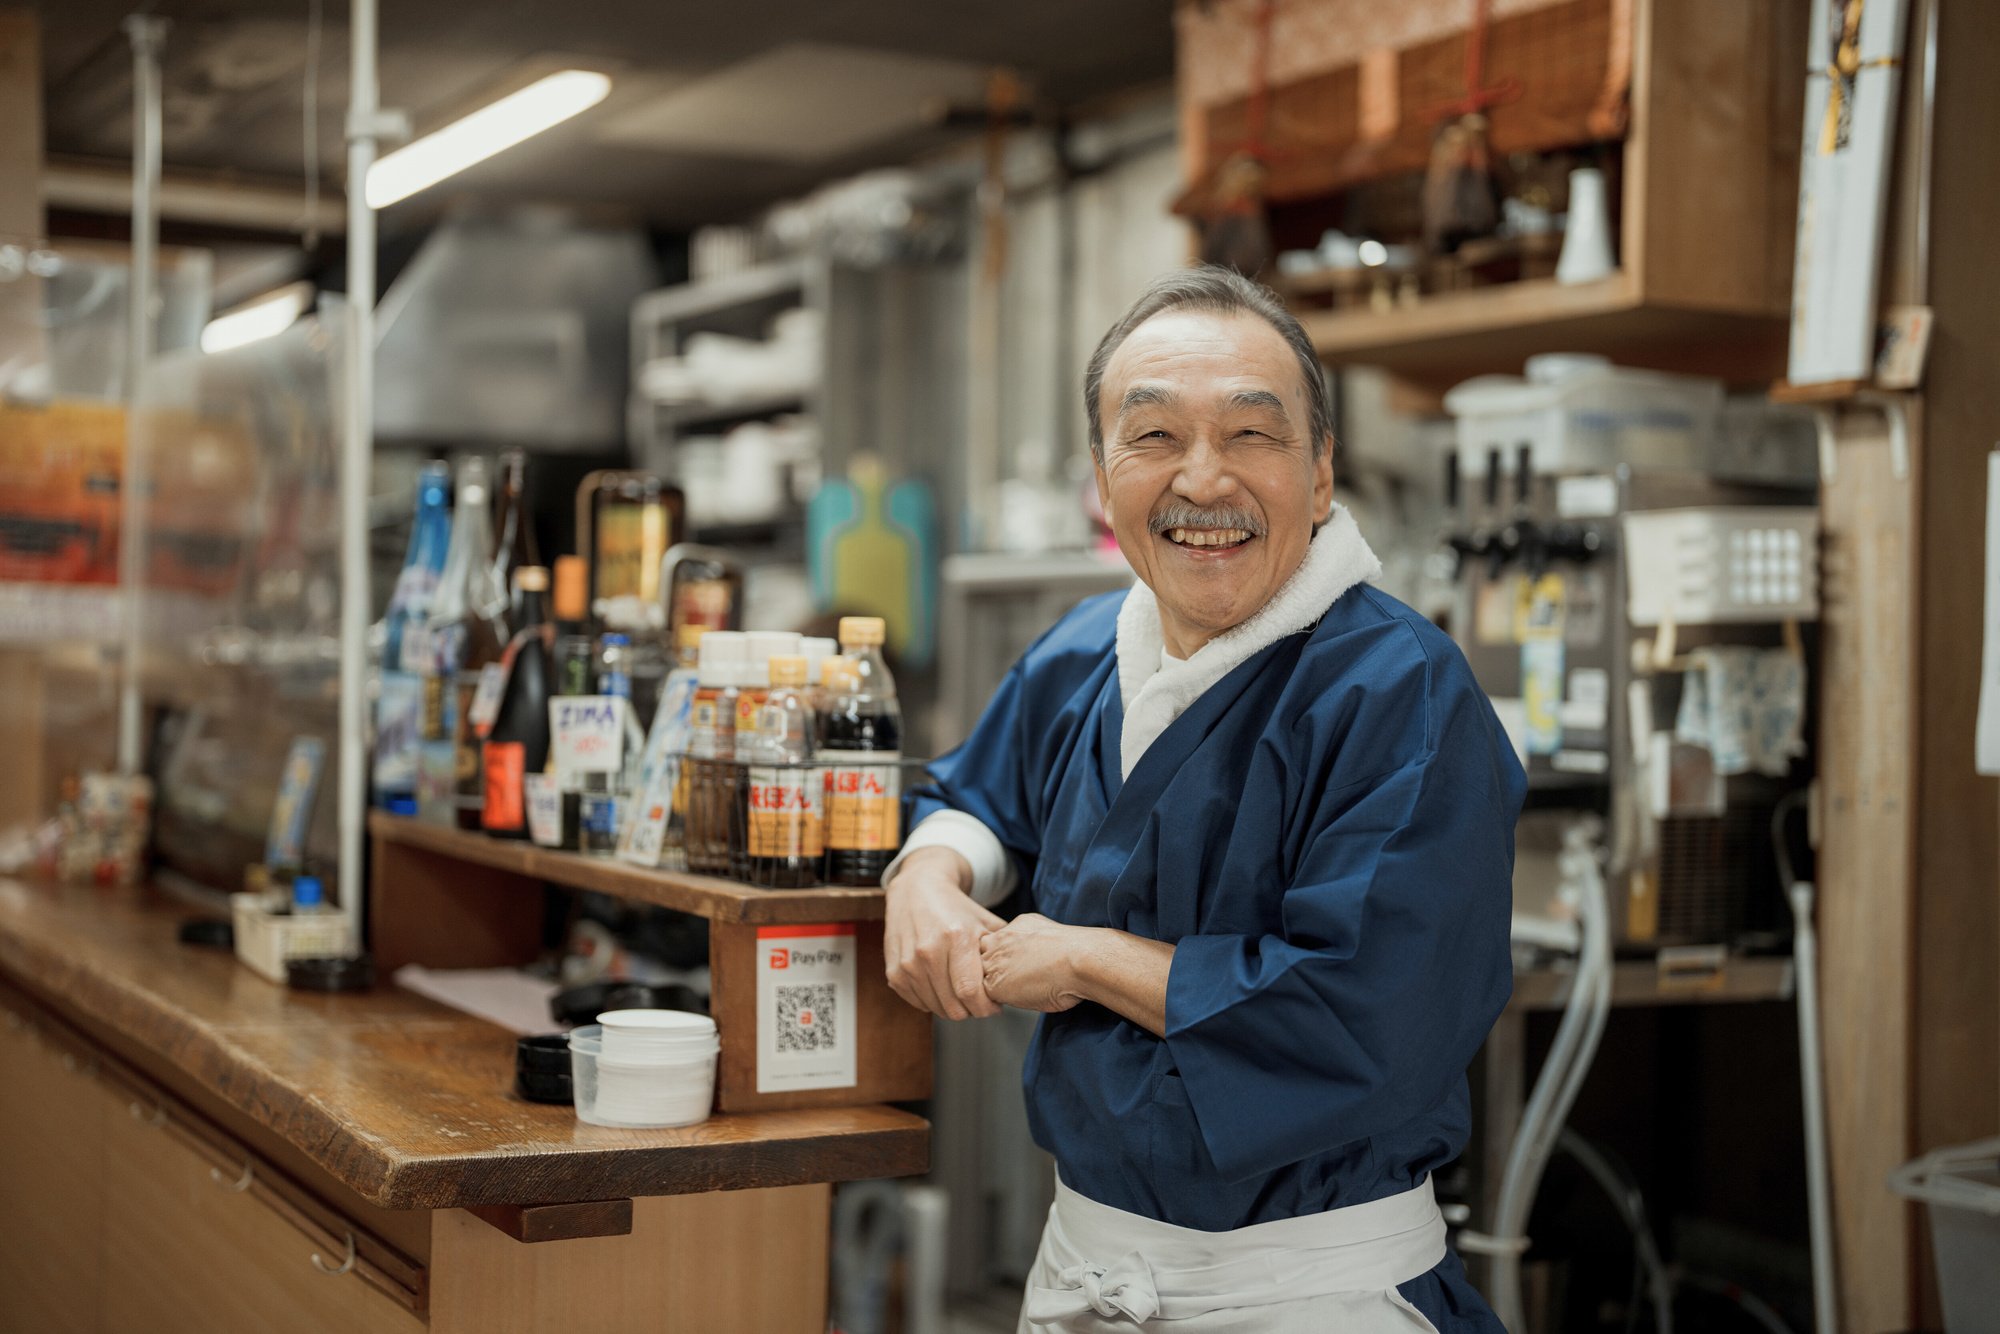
top-left (0, 1010), bottom-right (111, 1334)
top-left (100, 1100), bottom-right (426, 1334)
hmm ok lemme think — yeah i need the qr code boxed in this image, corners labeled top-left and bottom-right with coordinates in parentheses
top-left (775, 984), bottom-right (838, 1053)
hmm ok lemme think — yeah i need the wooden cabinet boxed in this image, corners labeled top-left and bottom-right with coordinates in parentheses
top-left (99, 1089), bottom-right (423, 1334)
top-left (0, 1010), bottom-right (108, 1334)
top-left (1177, 0), bottom-right (1810, 386)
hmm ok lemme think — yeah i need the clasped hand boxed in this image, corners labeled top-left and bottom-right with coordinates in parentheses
top-left (884, 852), bottom-right (1088, 1020)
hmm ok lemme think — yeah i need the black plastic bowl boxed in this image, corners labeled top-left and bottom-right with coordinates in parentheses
top-left (516, 1033), bottom-right (574, 1105)
top-left (547, 981), bottom-right (708, 1029)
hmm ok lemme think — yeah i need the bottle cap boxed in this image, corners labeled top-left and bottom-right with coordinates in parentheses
top-left (798, 637), bottom-right (835, 682)
top-left (838, 616), bottom-right (886, 647)
top-left (768, 654), bottom-right (808, 687)
top-left (820, 656), bottom-right (856, 691)
top-left (602, 632), bottom-right (630, 647)
top-left (677, 624), bottom-right (709, 650)
top-left (696, 630), bottom-right (747, 685)
top-left (516, 565), bottom-right (550, 592)
top-left (292, 875), bottom-right (323, 910)
top-left (553, 556), bottom-right (588, 621)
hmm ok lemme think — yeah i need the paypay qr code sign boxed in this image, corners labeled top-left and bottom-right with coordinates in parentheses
top-left (755, 924), bottom-right (857, 1093)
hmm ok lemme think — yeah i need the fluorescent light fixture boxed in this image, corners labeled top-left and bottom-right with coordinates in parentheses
top-left (201, 283), bottom-right (312, 354)
top-left (366, 69), bottom-right (612, 209)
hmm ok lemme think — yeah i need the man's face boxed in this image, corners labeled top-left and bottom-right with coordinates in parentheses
top-left (1094, 309), bottom-right (1334, 656)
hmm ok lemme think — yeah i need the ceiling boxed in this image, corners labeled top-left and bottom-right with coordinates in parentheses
top-left (31, 0), bottom-right (1177, 229)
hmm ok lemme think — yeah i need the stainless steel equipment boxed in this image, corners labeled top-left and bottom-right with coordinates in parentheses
top-left (1442, 443), bottom-right (1819, 951)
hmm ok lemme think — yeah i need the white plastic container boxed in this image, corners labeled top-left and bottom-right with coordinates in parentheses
top-left (1443, 359), bottom-right (1724, 479)
top-left (568, 1020), bottom-right (718, 1130)
top-left (1890, 1137), bottom-right (2000, 1333)
top-left (230, 893), bottom-right (350, 984)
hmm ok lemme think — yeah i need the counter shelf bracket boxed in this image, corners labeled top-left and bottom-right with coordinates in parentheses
top-left (311, 1231), bottom-right (358, 1277)
top-left (210, 1158), bottom-right (256, 1192)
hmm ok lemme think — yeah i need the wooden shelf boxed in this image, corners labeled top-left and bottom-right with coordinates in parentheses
top-left (1297, 273), bottom-right (1791, 386)
top-left (368, 812), bottom-right (886, 926)
top-left (1510, 955), bottom-right (1795, 1012)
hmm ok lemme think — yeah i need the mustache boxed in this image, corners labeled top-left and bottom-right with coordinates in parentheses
top-left (1147, 502), bottom-right (1267, 537)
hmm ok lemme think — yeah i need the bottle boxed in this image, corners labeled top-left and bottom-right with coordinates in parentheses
top-left (481, 565), bottom-right (553, 840)
top-left (732, 632), bottom-right (802, 879)
top-left (552, 554), bottom-right (595, 698)
top-left (291, 874), bottom-right (328, 916)
top-left (619, 624), bottom-right (706, 869)
top-left (747, 655), bottom-right (821, 888)
top-left (572, 632), bottom-right (631, 857)
top-left (822, 616), bottom-right (902, 885)
top-left (375, 461), bottom-right (453, 813)
top-left (664, 546), bottom-right (744, 640)
top-left (421, 458), bottom-right (507, 825)
top-left (492, 450), bottom-right (540, 627)
top-left (584, 471), bottom-right (685, 617)
top-left (685, 631), bottom-right (746, 873)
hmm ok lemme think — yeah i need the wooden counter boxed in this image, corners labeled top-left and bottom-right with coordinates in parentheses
top-left (0, 876), bottom-right (929, 1334)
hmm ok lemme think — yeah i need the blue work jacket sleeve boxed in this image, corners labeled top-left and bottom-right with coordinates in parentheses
top-left (1161, 695), bottom-right (1520, 1181)
top-left (911, 659), bottom-right (1045, 892)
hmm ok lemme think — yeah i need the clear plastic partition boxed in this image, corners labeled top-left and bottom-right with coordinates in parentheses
top-left (131, 313), bottom-right (349, 893)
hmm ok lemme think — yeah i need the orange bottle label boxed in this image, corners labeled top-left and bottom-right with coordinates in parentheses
top-left (824, 761), bottom-right (901, 850)
top-left (482, 742), bottom-right (526, 831)
top-left (746, 768), bottom-right (823, 858)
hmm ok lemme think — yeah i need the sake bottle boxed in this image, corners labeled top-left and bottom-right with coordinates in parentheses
top-left (481, 566), bottom-right (553, 840)
top-left (747, 655), bottom-right (821, 888)
top-left (374, 461), bottom-right (452, 813)
top-left (822, 616), bottom-right (902, 885)
top-left (491, 450), bottom-right (540, 627)
top-left (422, 457), bottom-right (505, 825)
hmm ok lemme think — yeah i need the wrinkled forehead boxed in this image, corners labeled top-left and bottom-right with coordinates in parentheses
top-left (1101, 310), bottom-right (1305, 420)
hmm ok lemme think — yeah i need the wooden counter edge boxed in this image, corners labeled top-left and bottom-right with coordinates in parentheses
top-left (375, 1112), bottom-right (932, 1211)
top-left (0, 912), bottom-right (930, 1213)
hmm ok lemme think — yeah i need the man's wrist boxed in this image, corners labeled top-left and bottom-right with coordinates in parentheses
top-left (1065, 926), bottom-right (1114, 1006)
top-left (886, 844), bottom-right (974, 895)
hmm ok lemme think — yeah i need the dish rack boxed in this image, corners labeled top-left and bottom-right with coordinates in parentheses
top-left (231, 894), bottom-right (351, 983)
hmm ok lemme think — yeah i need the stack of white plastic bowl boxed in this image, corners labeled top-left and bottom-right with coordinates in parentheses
top-left (568, 1009), bottom-right (719, 1129)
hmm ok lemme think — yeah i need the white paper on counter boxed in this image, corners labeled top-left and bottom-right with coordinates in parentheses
top-left (1977, 451), bottom-right (2000, 774)
top-left (393, 965), bottom-right (560, 1035)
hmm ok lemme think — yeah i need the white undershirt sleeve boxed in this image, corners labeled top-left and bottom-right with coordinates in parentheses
top-left (880, 809), bottom-right (1020, 908)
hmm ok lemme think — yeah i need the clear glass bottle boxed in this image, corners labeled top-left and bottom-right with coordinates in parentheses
top-left (747, 655), bottom-right (821, 888)
top-left (822, 616), bottom-right (902, 885)
top-left (423, 457), bottom-right (506, 825)
top-left (492, 449), bottom-right (540, 627)
top-left (685, 631), bottom-right (746, 873)
top-left (375, 460), bottom-right (452, 813)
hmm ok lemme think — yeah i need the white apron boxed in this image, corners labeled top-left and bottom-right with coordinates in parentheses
top-left (1017, 1175), bottom-right (1447, 1333)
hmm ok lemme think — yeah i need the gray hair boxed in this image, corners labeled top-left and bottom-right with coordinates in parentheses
top-left (1083, 264), bottom-right (1334, 464)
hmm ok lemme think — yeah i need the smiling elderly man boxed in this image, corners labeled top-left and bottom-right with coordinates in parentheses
top-left (883, 265), bottom-right (1524, 1332)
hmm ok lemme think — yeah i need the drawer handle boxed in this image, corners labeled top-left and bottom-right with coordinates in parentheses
top-left (311, 1231), bottom-right (356, 1277)
top-left (209, 1159), bottom-right (255, 1192)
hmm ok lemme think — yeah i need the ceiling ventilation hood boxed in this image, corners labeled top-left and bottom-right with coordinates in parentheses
top-left (373, 207), bottom-right (657, 451)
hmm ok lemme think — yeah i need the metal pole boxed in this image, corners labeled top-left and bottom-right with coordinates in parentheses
top-left (338, 0), bottom-right (390, 955)
top-left (117, 14), bottom-right (168, 776)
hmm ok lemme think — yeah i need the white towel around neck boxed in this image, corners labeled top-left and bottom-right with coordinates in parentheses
top-left (1113, 504), bottom-right (1381, 779)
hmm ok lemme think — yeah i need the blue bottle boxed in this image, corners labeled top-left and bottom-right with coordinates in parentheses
top-left (374, 461), bottom-right (453, 811)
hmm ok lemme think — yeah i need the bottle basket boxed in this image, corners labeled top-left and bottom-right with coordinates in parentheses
top-left (231, 892), bottom-right (353, 984)
top-left (679, 757), bottom-right (925, 889)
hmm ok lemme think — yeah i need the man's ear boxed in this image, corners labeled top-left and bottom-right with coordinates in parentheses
top-left (1313, 435), bottom-right (1336, 523)
top-left (1094, 459), bottom-right (1113, 524)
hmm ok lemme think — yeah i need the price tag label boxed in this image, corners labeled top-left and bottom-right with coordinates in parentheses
top-left (524, 772), bottom-right (563, 847)
top-left (467, 662), bottom-right (508, 732)
top-left (550, 695), bottom-right (626, 781)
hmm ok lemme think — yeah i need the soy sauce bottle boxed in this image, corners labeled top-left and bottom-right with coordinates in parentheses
top-left (747, 655), bottom-right (821, 888)
top-left (821, 617), bottom-right (902, 885)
